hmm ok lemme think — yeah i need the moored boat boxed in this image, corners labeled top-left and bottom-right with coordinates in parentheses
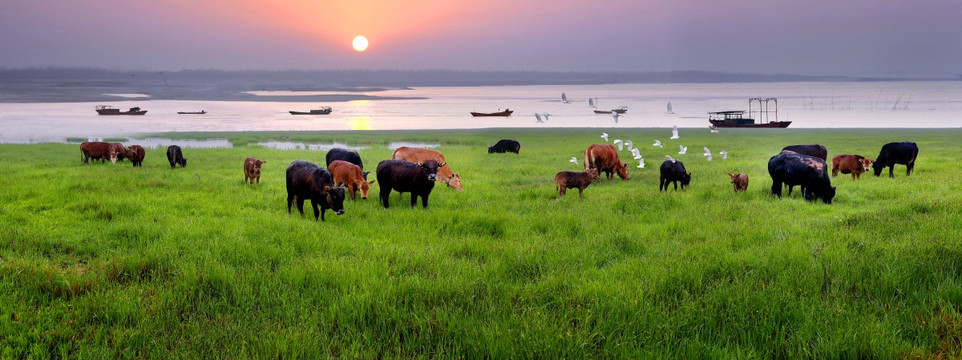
top-left (96, 105), bottom-right (147, 115)
top-left (289, 107), bottom-right (332, 115)
top-left (594, 106), bottom-right (627, 114)
top-left (708, 98), bottom-right (790, 128)
top-left (470, 109), bottom-right (513, 117)
top-left (177, 110), bottom-right (207, 115)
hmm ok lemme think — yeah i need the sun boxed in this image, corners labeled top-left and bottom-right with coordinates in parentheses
top-left (352, 36), bottom-right (369, 52)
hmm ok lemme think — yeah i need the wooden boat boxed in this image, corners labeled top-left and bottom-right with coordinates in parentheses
top-left (289, 107), bottom-right (332, 115)
top-left (470, 109), bottom-right (513, 117)
top-left (594, 106), bottom-right (627, 114)
top-left (708, 98), bottom-right (791, 128)
top-left (96, 105), bottom-right (147, 115)
top-left (177, 110), bottom-right (207, 115)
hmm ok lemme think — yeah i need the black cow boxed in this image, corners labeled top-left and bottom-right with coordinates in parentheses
top-left (285, 161), bottom-right (346, 221)
top-left (376, 159), bottom-right (442, 208)
top-left (488, 139), bottom-right (521, 154)
top-left (326, 148), bottom-right (368, 180)
top-left (873, 141), bottom-right (918, 178)
top-left (659, 160), bottom-right (691, 191)
top-left (768, 150), bottom-right (836, 204)
top-left (782, 144), bottom-right (828, 160)
top-left (166, 145), bottom-right (187, 169)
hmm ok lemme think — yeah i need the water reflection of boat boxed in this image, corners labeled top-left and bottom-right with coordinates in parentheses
top-left (708, 98), bottom-right (791, 128)
top-left (177, 110), bottom-right (207, 115)
top-left (96, 105), bottom-right (147, 115)
top-left (470, 109), bottom-right (513, 117)
top-left (289, 107), bottom-right (332, 115)
top-left (594, 106), bottom-right (627, 114)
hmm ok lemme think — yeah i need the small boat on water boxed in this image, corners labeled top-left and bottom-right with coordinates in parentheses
top-left (708, 98), bottom-right (791, 128)
top-left (594, 106), bottom-right (628, 115)
top-left (470, 109), bottom-right (513, 117)
top-left (96, 105), bottom-right (147, 115)
top-left (177, 110), bottom-right (207, 115)
top-left (289, 107), bottom-right (332, 115)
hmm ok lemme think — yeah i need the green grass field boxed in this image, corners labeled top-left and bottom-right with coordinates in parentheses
top-left (2, 128), bottom-right (961, 358)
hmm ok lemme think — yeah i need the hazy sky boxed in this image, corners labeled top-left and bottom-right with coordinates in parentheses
top-left (1, 0), bottom-right (960, 77)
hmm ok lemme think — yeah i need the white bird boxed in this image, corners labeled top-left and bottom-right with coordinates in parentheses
top-left (624, 140), bottom-right (633, 151)
top-left (589, 98), bottom-right (596, 108)
top-left (670, 125), bottom-right (680, 139)
top-left (667, 102), bottom-right (674, 114)
top-left (678, 145), bottom-right (687, 155)
top-left (637, 157), bottom-right (646, 168)
top-left (703, 147), bottom-right (711, 155)
top-left (611, 110), bottom-right (621, 123)
top-left (665, 155), bottom-right (676, 163)
top-left (561, 92), bottom-right (569, 104)
top-left (653, 140), bottom-right (663, 148)
top-left (613, 139), bottom-right (623, 151)
top-left (703, 147), bottom-right (713, 161)
top-left (535, 113), bottom-right (549, 123)
top-left (709, 125), bottom-right (719, 134)
top-left (570, 157), bottom-right (578, 165)
top-left (600, 132), bottom-right (608, 142)
top-left (719, 151), bottom-right (728, 160)
top-left (631, 148), bottom-right (641, 159)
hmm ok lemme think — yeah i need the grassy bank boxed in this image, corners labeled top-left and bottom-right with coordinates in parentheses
top-left (2, 128), bottom-right (962, 358)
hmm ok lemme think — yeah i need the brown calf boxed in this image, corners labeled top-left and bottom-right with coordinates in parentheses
top-left (80, 141), bottom-right (110, 164)
top-left (244, 157), bottom-right (266, 184)
top-left (831, 154), bottom-right (873, 180)
top-left (329, 160), bottom-right (375, 200)
top-left (728, 173), bottom-right (749, 192)
top-left (555, 168), bottom-right (600, 197)
top-left (126, 145), bottom-right (145, 167)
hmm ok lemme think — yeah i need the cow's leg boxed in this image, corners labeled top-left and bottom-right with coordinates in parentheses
top-left (673, 181), bottom-right (678, 191)
top-left (578, 187), bottom-right (584, 198)
top-left (559, 187), bottom-right (566, 197)
top-left (889, 165), bottom-right (895, 178)
top-left (311, 201), bottom-right (321, 221)
top-left (907, 161), bottom-right (914, 176)
top-left (296, 197), bottom-right (306, 215)
top-left (771, 180), bottom-right (783, 198)
top-left (380, 188), bottom-right (390, 208)
top-left (256, 175), bottom-right (260, 184)
top-left (410, 193), bottom-right (418, 208)
top-left (832, 166), bottom-right (838, 177)
top-left (421, 194), bottom-right (429, 208)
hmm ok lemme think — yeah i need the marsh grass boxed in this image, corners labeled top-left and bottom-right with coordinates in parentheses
top-left (2, 128), bottom-right (962, 358)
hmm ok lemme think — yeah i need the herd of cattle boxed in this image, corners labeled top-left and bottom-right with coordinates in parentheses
top-left (79, 136), bottom-right (919, 221)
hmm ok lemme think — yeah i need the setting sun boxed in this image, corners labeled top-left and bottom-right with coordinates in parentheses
top-left (352, 35), bottom-right (369, 52)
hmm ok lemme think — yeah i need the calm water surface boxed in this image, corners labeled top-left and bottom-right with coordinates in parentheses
top-left (1, 81), bottom-right (959, 144)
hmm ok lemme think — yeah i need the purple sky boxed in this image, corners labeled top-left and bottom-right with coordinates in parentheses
top-left (1, 0), bottom-right (960, 77)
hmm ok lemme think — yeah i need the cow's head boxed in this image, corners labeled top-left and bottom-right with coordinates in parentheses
top-left (682, 172), bottom-right (692, 187)
top-left (821, 186), bottom-right (837, 204)
top-left (616, 162), bottom-right (630, 180)
top-left (324, 185), bottom-right (346, 215)
top-left (417, 160), bottom-right (441, 181)
top-left (358, 179), bottom-right (375, 199)
top-left (251, 159), bottom-right (265, 174)
top-left (728, 173), bottom-right (738, 184)
top-left (487, 146), bottom-right (495, 154)
top-left (587, 168), bottom-right (600, 180)
top-left (180, 158), bottom-right (188, 168)
top-left (446, 173), bottom-right (463, 191)
top-left (860, 158), bottom-right (873, 172)
top-left (872, 160), bottom-right (884, 176)
top-left (108, 147), bottom-right (120, 164)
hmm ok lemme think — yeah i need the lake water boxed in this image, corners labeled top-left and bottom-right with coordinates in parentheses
top-left (1, 81), bottom-right (960, 144)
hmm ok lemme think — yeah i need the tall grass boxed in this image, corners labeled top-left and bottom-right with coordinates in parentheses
top-left (1, 128), bottom-right (961, 358)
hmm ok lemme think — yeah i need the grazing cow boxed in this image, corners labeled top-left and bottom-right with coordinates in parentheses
top-left (831, 154), bottom-right (873, 180)
top-left (329, 160), bottom-right (375, 200)
top-left (729, 173), bottom-right (749, 192)
top-left (244, 157), bottom-right (266, 184)
top-left (488, 139), bottom-right (521, 154)
top-left (584, 144), bottom-right (630, 180)
top-left (108, 142), bottom-right (126, 163)
top-left (555, 168), bottom-right (600, 197)
top-left (659, 160), bottom-right (691, 191)
top-left (285, 161), bottom-right (346, 221)
top-left (166, 145), bottom-right (187, 169)
top-left (376, 159), bottom-right (442, 208)
top-left (782, 144), bottom-right (828, 160)
top-left (325, 148), bottom-right (368, 180)
top-left (768, 150), bottom-right (836, 204)
top-left (392, 147), bottom-right (463, 191)
top-left (80, 141), bottom-right (111, 164)
top-left (125, 145), bottom-right (145, 167)
top-left (873, 141), bottom-right (918, 178)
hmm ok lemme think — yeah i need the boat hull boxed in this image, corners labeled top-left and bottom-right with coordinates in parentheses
top-left (709, 120), bottom-right (791, 128)
top-left (177, 111), bottom-right (206, 115)
top-left (470, 110), bottom-right (513, 117)
top-left (594, 109), bottom-right (627, 114)
top-left (96, 110), bottom-right (147, 115)
top-left (289, 109), bottom-right (332, 115)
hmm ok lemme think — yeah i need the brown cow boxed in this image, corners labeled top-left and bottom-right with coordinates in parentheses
top-left (329, 160), bottom-right (375, 200)
top-left (584, 144), bottom-right (629, 180)
top-left (244, 157), bottom-right (266, 184)
top-left (555, 168), bottom-right (600, 197)
top-left (125, 145), bottom-right (145, 167)
top-left (728, 173), bottom-right (749, 192)
top-left (831, 154), bottom-right (873, 180)
top-left (108, 142), bottom-right (126, 163)
top-left (80, 141), bottom-right (111, 164)
top-left (392, 146), bottom-right (463, 191)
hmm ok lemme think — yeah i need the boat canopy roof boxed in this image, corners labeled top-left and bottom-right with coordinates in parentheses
top-left (708, 110), bottom-right (745, 115)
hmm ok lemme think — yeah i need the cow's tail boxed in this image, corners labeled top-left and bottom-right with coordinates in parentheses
top-left (583, 148), bottom-right (593, 172)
